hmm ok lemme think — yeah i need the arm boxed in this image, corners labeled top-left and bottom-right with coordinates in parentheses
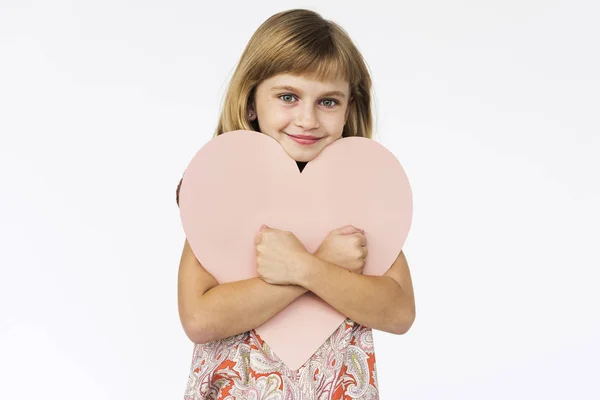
top-left (175, 182), bottom-right (308, 344)
top-left (296, 250), bottom-right (416, 334)
top-left (178, 238), bottom-right (309, 344)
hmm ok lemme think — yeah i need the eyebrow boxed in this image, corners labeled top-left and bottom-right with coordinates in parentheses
top-left (270, 85), bottom-right (347, 99)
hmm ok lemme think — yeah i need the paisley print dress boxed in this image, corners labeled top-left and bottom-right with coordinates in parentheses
top-left (183, 317), bottom-right (379, 399)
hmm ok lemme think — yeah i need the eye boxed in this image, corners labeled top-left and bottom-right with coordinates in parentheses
top-left (279, 94), bottom-right (296, 103)
top-left (278, 94), bottom-right (339, 108)
top-left (321, 99), bottom-right (339, 108)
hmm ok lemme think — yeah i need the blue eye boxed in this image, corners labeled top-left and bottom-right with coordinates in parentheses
top-left (278, 94), bottom-right (339, 108)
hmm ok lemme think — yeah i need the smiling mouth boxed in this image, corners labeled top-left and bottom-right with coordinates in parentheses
top-left (284, 133), bottom-right (322, 146)
top-left (284, 132), bottom-right (322, 140)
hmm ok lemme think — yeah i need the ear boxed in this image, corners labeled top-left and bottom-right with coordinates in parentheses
top-left (247, 100), bottom-right (258, 121)
top-left (247, 89), bottom-right (256, 113)
top-left (247, 103), bottom-right (257, 121)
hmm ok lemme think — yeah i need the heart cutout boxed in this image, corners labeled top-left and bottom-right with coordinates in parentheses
top-left (179, 130), bottom-right (412, 371)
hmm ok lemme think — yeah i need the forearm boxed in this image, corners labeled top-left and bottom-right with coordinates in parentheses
top-left (192, 278), bottom-right (309, 344)
top-left (297, 254), bottom-right (412, 334)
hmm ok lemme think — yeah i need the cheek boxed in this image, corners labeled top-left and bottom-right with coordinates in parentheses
top-left (324, 115), bottom-right (346, 133)
top-left (262, 104), bottom-right (292, 125)
top-left (323, 112), bottom-right (345, 124)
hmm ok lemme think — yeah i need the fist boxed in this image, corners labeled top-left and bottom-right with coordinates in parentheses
top-left (254, 225), bottom-right (309, 285)
top-left (314, 225), bottom-right (368, 274)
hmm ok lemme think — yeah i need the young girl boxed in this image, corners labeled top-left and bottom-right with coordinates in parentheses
top-left (176, 9), bottom-right (416, 399)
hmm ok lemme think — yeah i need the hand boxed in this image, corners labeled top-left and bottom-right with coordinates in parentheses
top-left (255, 225), bottom-right (310, 285)
top-left (314, 225), bottom-right (368, 274)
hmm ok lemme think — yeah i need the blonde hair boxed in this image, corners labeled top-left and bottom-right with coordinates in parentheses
top-left (177, 9), bottom-right (376, 207)
top-left (214, 8), bottom-right (375, 139)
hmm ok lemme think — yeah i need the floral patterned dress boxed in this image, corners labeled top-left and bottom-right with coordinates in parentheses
top-left (183, 317), bottom-right (379, 399)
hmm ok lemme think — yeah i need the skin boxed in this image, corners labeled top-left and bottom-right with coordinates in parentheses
top-left (177, 74), bottom-right (414, 343)
top-left (255, 224), bottom-right (367, 286)
top-left (247, 73), bottom-right (353, 162)
top-left (249, 73), bottom-right (415, 333)
top-left (249, 72), bottom-right (360, 284)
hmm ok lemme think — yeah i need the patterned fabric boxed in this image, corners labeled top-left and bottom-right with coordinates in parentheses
top-left (183, 317), bottom-right (379, 399)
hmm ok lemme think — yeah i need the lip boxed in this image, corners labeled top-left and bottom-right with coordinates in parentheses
top-left (285, 133), bottom-right (321, 146)
top-left (287, 133), bottom-right (320, 139)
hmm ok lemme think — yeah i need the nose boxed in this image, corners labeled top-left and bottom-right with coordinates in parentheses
top-left (294, 104), bottom-right (320, 130)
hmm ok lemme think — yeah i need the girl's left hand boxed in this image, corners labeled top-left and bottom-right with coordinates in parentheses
top-left (255, 225), bottom-right (309, 285)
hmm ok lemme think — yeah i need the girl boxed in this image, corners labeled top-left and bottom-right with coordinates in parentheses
top-left (176, 9), bottom-right (416, 399)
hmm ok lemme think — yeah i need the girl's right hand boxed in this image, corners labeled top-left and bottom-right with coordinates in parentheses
top-left (314, 225), bottom-right (368, 274)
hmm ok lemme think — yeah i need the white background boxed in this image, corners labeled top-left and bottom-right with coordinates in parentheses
top-left (1, 0), bottom-right (598, 398)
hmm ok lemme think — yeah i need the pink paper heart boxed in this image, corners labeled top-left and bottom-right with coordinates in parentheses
top-left (179, 130), bottom-right (412, 371)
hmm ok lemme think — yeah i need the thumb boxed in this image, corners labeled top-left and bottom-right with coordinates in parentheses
top-left (335, 225), bottom-right (363, 235)
top-left (254, 230), bottom-right (262, 245)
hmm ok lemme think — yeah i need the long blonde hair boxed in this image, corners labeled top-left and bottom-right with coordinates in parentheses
top-left (177, 9), bottom-right (376, 206)
top-left (214, 8), bottom-right (375, 139)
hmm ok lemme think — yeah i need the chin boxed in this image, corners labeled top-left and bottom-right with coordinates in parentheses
top-left (283, 148), bottom-right (312, 162)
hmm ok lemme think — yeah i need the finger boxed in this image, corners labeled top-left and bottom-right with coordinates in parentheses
top-left (354, 232), bottom-right (367, 246)
top-left (350, 225), bottom-right (365, 235)
top-left (361, 246), bottom-right (368, 258)
top-left (336, 225), bottom-right (362, 235)
top-left (255, 231), bottom-right (262, 245)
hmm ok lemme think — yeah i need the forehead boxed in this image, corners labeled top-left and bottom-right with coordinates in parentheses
top-left (261, 73), bottom-right (349, 93)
